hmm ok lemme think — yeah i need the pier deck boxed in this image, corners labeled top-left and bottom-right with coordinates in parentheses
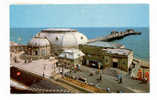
top-left (88, 30), bottom-right (141, 43)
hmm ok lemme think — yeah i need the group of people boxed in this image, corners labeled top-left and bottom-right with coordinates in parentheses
top-left (24, 57), bottom-right (32, 63)
top-left (137, 69), bottom-right (149, 83)
top-left (11, 51), bottom-right (18, 63)
top-left (13, 56), bottom-right (17, 63)
top-left (105, 87), bottom-right (123, 93)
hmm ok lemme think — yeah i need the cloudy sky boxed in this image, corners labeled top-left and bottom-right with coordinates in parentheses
top-left (10, 4), bottom-right (149, 28)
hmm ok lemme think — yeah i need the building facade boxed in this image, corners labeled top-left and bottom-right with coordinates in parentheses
top-left (79, 42), bottom-right (133, 72)
top-left (24, 28), bottom-right (88, 59)
top-left (58, 48), bottom-right (85, 68)
top-left (26, 37), bottom-right (51, 58)
top-left (35, 28), bottom-right (88, 48)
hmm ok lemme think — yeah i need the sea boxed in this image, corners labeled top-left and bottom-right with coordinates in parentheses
top-left (10, 27), bottom-right (149, 61)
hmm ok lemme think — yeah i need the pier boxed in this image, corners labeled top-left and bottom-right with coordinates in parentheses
top-left (88, 29), bottom-right (141, 43)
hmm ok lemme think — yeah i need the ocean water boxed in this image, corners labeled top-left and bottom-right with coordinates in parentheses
top-left (10, 27), bottom-right (149, 61)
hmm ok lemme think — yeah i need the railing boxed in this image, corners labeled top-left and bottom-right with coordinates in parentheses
top-left (62, 76), bottom-right (106, 93)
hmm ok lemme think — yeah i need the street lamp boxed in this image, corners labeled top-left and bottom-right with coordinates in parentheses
top-left (18, 37), bottom-right (22, 52)
top-left (43, 64), bottom-right (47, 78)
top-left (98, 62), bottom-right (102, 81)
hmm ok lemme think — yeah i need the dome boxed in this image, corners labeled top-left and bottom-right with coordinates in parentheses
top-left (28, 37), bottom-right (50, 47)
top-left (36, 28), bottom-right (88, 48)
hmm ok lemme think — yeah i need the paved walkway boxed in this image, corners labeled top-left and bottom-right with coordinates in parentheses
top-left (10, 51), bottom-right (149, 93)
top-left (10, 52), bottom-right (69, 78)
top-left (10, 51), bottom-right (84, 93)
top-left (66, 65), bottom-right (149, 93)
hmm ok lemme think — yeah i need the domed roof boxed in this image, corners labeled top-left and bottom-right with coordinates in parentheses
top-left (36, 28), bottom-right (88, 48)
top-left (28, 37), bottom-right (50, 47)
top-left (41, 28), bottom-right (77, 32)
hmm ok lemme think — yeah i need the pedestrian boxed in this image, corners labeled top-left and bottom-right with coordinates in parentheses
top-left (30, 58), bottom-right (32, 62)
top-left (106, 88), bottom-right (111, 93)
top-left (24, 58), bottom-right (27, 63)
top-left (14, 56), bottom-right (17, 63)
top-left (145, 71), bottom-right (149, 83)
top-left (56, 62), bottom-right (58, 67)
top-left (128, 67), bottom-right (132, 75)
top-left (42, 72), bottom-right (45, 78)
top-left (100, 74), bottom-right (102, 81)
top-left (137, 69), bottom-right (142, 80)
top-left (118, 73), bottom-right (122, 84)
top-left (119, 76), bottom-right (122, 84)
top-left (78, 64), bottom-right (80, 70)
top-left (44, 65), bottom-right (46, 70)
top-left (10, 53), bottom-right (12, 58)
top-left (119, 90), bottom-right (123, 93)
top-left (130, 67), bottom-right (136, 79)
top-left (116, 90), bottom-right (120, 93)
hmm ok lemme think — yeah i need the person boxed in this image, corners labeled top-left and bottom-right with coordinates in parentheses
top-left (44, 65), bottom-right (46, 70)
top-left (137, 69), bottom-right (142, 80)
top-left (119, 74), bottom-right (122, 84)
top-left (99, 74), bottom-right (102, 81)
top-left (145, 71), bottom-right (149, 83)
top-left (128, 67), bottom-right (132, 75)
top-left (116, 90), bottom-right (120, 93)
top-left (130, 67), bottom-right (136, 79)
top-left (14, 56), bottom-right (17, 63)
top-left (119, 90), bottom-right (123, 93)
top-left (42, 72), bottom-right (45, 78)
top-left (24, 59), bottom-right (27, 63)
top-left (106, 88), bottom-right (111, 93)
top-left (10, 53), bottom-right (12, 58)
top-left (30, 58), bottom-right (32, 62)
top-left (78, 64), bottom-right (80, 70)
top-left (118, 73), bottom-right (122, 84)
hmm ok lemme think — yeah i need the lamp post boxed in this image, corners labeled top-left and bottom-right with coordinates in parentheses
top-left (43, 64), bottom-right (47, 78)
top-left (98, 62), bottom-right (102, 81)
top-left (18, 37), bottom-right (22, 52)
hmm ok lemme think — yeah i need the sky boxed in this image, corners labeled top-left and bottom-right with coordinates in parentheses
top-left (10, 4), bottom-right (149, 28)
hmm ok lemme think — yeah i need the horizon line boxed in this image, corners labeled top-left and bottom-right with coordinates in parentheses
top-left (10, 26), bottom-right (149, 29)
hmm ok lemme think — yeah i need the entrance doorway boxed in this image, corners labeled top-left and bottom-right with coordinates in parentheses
top-left (89, 60), bottom-right (103, 69)
top-left (112, 58), bottom-right (118, 68)
top-left (113, 62), bottom-right (118, 68)
top-left (35, 50), bottom-right (38, 55)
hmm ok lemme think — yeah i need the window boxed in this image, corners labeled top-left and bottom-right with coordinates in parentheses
top-left (106, 59), bottom-right (108, 63)
top-left (56, 37), bottom-right (59, 41)
top-left (81, 36), bottom-right (83, 40)
top-left (42, 49), bottom-right (46, 56)
top-left (123, 61), bottom-right (125, 65)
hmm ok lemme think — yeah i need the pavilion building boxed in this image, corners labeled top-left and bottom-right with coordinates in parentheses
top-left (79, 41), bottom-right (133, 72)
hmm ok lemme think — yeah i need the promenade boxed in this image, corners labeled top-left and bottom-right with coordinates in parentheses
top-left (10, 51), bottom-right (149, 93)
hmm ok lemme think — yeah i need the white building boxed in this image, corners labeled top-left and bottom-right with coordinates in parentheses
top-left (35, 28), bottom-right (88, 48)
top-left (58, 48), bottom-right (85, 67)
top-left (26, 28), bottom-right (88, 58)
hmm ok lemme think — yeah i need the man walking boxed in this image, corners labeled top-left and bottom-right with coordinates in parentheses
top-left (117, 72), bottom-right (122, 84)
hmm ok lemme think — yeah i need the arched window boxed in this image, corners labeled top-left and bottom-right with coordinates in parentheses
top-left (42, 49), bottom-right (46, 56)
top-left (81, 36), bottom-right (83, 40)
top-left (35, 50), bottom-right (38, 55)
top-left (56, 37), bottom-right (59, 41)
